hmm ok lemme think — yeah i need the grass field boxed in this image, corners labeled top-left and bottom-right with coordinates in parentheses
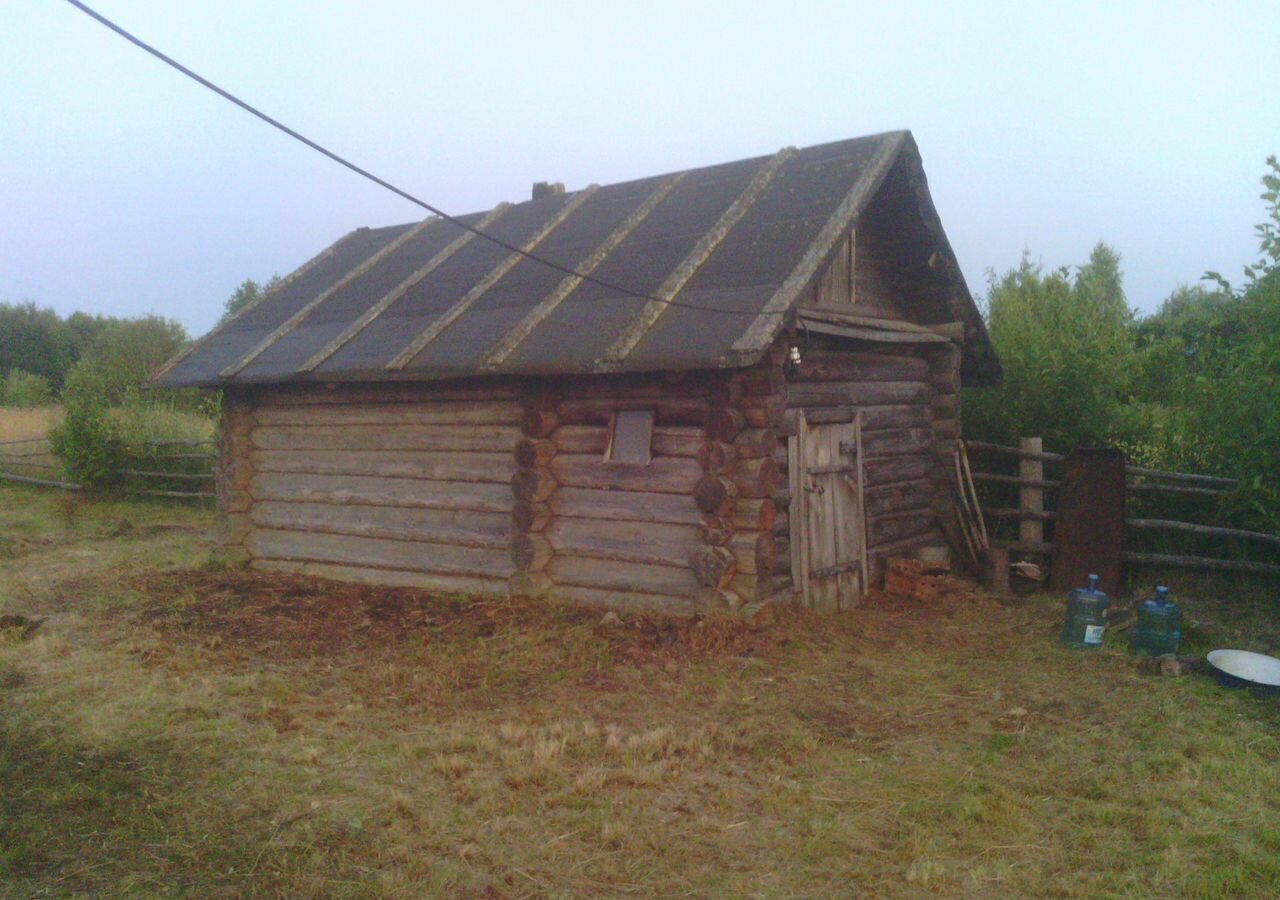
top-left (1, 484), bottom-right (1278, 897)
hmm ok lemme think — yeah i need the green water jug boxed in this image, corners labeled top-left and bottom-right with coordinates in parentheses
top-left (1130, 586), bottom-right (1181, 657)
top-left (1061, 574), bottom-right (1109, 648)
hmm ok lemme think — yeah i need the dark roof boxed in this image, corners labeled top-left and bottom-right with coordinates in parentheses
top-left (158, 131), bottom-right (998, 388)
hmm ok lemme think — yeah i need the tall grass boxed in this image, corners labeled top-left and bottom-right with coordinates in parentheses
top-left (0, 405), bottom-right (63, 443)
top-left (107, 402), bottom-right (215, 447)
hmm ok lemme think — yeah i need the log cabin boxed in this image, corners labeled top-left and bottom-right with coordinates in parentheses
top-left (158, 130), bottom-right (1000, 612)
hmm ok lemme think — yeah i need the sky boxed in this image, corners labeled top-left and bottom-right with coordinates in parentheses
top-left (2, 0), bottom-right (1277, 337)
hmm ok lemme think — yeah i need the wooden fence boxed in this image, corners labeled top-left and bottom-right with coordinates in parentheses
top-left (967, 438), bottom-right (1280, 577)
top-left (0, 436), bottom-right (215, 499)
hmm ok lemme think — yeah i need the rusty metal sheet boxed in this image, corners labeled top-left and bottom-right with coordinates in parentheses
top-left (1051, 448), bottom-right (1126, 597)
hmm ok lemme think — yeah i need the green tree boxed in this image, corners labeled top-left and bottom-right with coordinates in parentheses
top-left (0, 370), bottom-right (54, 407)
top-left (963, 243), bottom-right (1139, 453)
top-left (221, 275), bottom-right (281, 323)
top-left (0, 301), bottom-right (76, 388)
top-left (66, 315), bottom-right (189, 406)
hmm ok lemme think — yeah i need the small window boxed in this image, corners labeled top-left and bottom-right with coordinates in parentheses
top-left (605, 409), bottom-right (654, 465)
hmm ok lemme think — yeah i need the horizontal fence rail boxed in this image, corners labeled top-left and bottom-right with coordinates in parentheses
top-left (0, 435), bottom-right (215, 500)
top-left (968, 438), bottom-right (1277, 578)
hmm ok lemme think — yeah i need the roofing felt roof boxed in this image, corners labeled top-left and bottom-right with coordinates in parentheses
top-left (158, 130), bottom-right (997, 388)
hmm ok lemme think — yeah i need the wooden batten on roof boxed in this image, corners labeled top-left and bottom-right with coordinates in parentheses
top-left (157, 130), bottom-right (999, 390)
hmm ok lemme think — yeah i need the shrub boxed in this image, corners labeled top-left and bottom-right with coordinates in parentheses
top-left (0, 370), bottom-right (53, 408)
top-left (48, 364), bottom-right (126, 488)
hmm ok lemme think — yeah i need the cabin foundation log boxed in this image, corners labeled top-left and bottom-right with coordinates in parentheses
top-left (217, 391), bottom-right (257, 564)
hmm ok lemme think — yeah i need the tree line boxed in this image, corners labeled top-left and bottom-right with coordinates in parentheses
top-left (964, 156), bottom-right (1280, 535)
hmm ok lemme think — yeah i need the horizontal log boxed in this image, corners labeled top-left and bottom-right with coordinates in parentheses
top-left (699, 515), bottom-right (732, 546)
top-left (741, 397), bottom-right (785, 428)
top-left (549, 487), bottom-right (701, 526)
top-left (511, 500), bottom-right (551, 532)
top-left (545, 517), bottom-right (699, 567)
top-left (1120, 552), bottom-right (1280, 577)
top-left (864, 455), bottom-right (936, 486)
top-left (254, 559), bottom-right (508, 598)
top-left (250, 501), bottom-right (511, 549)
top-left (930, 395), bottom-right (960, 419)
top-left (734, 429), bottom-right (778, 460)
top-left (862, 428), bottom-right (935, 460)
top-left (252, 424), bottom-right (520, 453)
top-left (773, 487), bottom-right (790, 510)
top-left (729, 457), bottom-right (780, 499)
top-left (522, 408), bottom-right (560, 438)
top-left (514, 439), bottom-right (556, 469)
top-left (704, 408), bottom-right (746, 443)
top-left (734, 498), bottom-right (776, 532)
top-left (511, 468), bottom-right (557, 503)
top-left (798, 316), bottom-right (949, 345)
top-left (1125, 518), bottom-right (1280, 547)
top-left (864, 478), bottom-right (936, 518)
top-left (709, 384), bottom-right (744, 413)
top-left (249, 528), bottom-right (514, 578)
top-left (552, 375), bottom-right (711, 399)
top-left (252, 471), bottom-right (513, 513)
top-left (253, 449), bottom-right (512, 483)
top-left (931, 418), bottom-right (960, 440)
top-left (697, 441), bottom-right (736, 474)
top-left (730, 531), bottom-right (775, 577)
top-left (965, 440), bottom-right (1238, 488)
top-left (982, 506), bottom-right (1056, 522)
top-left (558, 397), bottom-right (706, 427)
top-left (253, 400), bottom-right (522, 427)
top-left (550, 584), bottom-right (703, 613)
top-left (729, 573), bottom-right (769, 605)
top-left (136, 489), bottom-right (214, 499)
top-left (550, 454), bottom-right (701, 494)
top-left (774, 537), bottom-right (790, 570)
top-left (262, 381), bottom-right (521, 406)
top-left (511, 533), bottom-right (553, 572)
top-left (971, 472), bottom-right (1059, 489)
top-left (694, 475), bottom-right (736, 515)
top-left (699, 588), bottom-right (746, 611)
top-left (690, 544), bottom-right (736, 588)
top-left (991, 539), bottom-right (1054, 555)
top-left (867, 511), bottom-right (936, 548)
top-left (861, 404), bottom-right (930, 431)
top-left (795, 407), bottom-right (852, 425)
top-left (773, 510), bottom-right (790, 537)
top-left (1128, 481), bottom-right (1228, 498)
top-left (789, 349), bottom-right (930, 383)
top-left (509, 572), bottom-right (554, 599)
top-left (729, 366), bottom-right (785, 396)
top-left (554, 425), bottom-right (702, 458)
top-left (548, 555), bottom-right (699, 597)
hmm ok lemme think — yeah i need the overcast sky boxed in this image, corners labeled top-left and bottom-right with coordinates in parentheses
top-left (3, 0), bottom-right (1277, 336)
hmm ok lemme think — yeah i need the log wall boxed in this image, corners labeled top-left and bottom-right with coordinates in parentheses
top-left (231, 381), bottom-right (523, 596)
top-left (781, 337), bottom-right (954, 590)
top-left (510, 374), bottom-right (712, 613)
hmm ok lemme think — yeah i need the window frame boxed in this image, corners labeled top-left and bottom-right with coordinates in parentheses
top-left (603, 408), bottom-right (655, 466)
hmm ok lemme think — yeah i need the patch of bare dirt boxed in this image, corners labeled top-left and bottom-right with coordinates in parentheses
top-left (130, 569), bottom-right (794, 669)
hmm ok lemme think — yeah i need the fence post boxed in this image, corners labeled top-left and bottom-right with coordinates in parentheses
top-left (1019, 436), bottom-right (1044, 552)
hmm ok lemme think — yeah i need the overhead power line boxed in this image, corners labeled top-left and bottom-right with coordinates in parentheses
top-left (61, 0), bottom-right (763, 318)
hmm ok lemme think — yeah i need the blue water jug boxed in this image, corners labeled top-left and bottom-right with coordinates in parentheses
top-left (1061, 574), bottom-right (1109, 648)
top-left (1131, 586), bottom-right (1181, 657)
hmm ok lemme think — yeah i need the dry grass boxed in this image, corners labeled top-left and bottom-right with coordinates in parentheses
top-left (2, 483), bottom-right (1279, 897)
top-left (0, 405), bottom-right (61, 443)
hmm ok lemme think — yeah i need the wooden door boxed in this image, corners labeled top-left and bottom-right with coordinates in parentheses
top-left (789, 413), bottom-right (868, 610)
